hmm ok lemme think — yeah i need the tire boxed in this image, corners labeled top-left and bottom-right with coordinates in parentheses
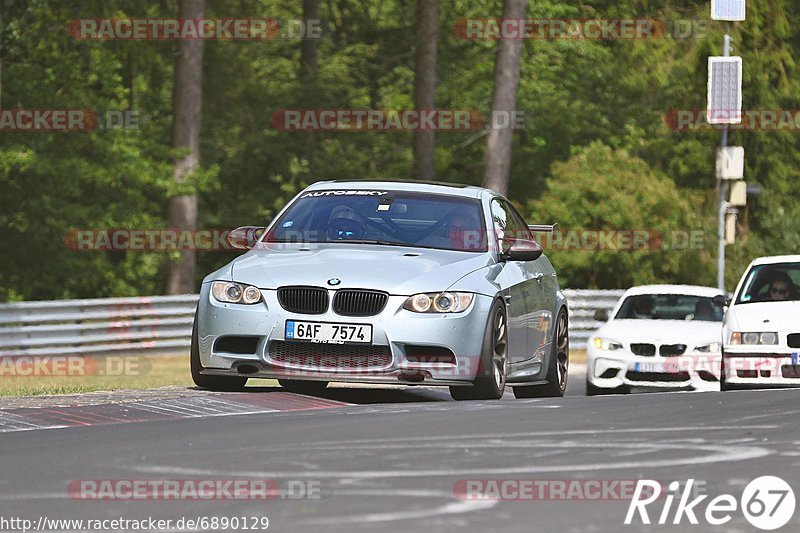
top-left (278, 379), bottom-right (328, 395)
top-left (513, 307), bottom-right (570, 398)
top-left (190, 312), bottom-right (248, 392)
top-left (720, 354), bottom-right (739, 391)
top-left (586, 380), bottom-right (630, 396)
top-left (449, 300), bottom-right (507, 401)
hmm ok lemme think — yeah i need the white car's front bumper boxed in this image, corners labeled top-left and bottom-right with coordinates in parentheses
top-left (722, 347), bottom-right (800, 386)
top-left (587, 350), bottom-right (721, 391)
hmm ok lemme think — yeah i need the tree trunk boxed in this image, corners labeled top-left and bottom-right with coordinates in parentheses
top-left (413, 0), bottom-right (437, 180)
top-left (166, 0), bottom-right (205, 295)
top-left (482, 0), bottom-right (526, 196)
top-left (300, 0), bottom-right (320, 171)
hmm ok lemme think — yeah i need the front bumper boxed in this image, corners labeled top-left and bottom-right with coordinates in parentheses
top-left (722, 347), bottom-right (800, 386)
top-left (587, 349), bottom-right (721, 391)
top-left (196, 283), bottom-right (494, 386)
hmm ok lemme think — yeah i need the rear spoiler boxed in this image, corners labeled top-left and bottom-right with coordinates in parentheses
top-left (528, 223), bottom-right (558, 234)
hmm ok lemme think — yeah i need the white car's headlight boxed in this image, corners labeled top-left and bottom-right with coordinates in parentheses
top-left (592, 337), bottom-right (623, 351)
top-left (729, 332), bottom-right (778, 345)
top-left (695, 342), bottom-right (721, 353)
top-left (211, 281), bottom-right (263, 304)
top-left (404, 292), bottom-right (473, 313)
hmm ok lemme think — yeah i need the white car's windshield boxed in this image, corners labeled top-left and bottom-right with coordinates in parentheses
top-left (736, 262), bottom-right (800, 304)
top-left (266, 190), bottom-right (488, 252)
top-left (615, 294), bottom-right (723, 321)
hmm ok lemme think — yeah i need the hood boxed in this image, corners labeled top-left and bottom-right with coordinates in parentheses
top-left (727, 301), bottom-right (800, 332)
top-left (596, 319), bottom-right (722, 346)
top-left (229, 243), bottom-right (494, 295)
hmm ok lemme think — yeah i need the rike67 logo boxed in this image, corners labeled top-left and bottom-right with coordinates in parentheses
top-left (626, 476), bottom-right (796, 530)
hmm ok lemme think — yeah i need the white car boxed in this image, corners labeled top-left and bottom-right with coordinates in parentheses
top-left (586, 285), bottom-right (725, 395)
top-left (721, 255), bottom-right (800, 390)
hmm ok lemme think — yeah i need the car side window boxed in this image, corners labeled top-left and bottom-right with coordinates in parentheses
top-left (490, 199), bottom-right (532, 252)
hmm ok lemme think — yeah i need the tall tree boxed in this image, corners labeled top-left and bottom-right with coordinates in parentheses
top-left (299, 0), bottom-right (320, 171)
top-left (166, 0), bottom-right (205, 294)
top-left (482, 0), bottom-right (526, 196)
top-left (412, 0), bottom-right (437, 180)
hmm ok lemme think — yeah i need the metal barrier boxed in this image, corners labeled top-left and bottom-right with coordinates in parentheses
top-left (0, 290), bottom-right (624, 357)
top-left (562, 289), bottom-right (625, 349)
top-left (0, 295), bottom-right (198, 357)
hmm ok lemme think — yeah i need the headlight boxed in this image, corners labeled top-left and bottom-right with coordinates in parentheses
top-left (404, 292), bottom-right (473, 313)
top-left (592, 337), bottom-right (623, 351)
top-left (695, 342), bottom-right (721, 353)
top-left (729, 332), bottom-right (778, 345)
top-left (211, 281), bottom-right (263, 304)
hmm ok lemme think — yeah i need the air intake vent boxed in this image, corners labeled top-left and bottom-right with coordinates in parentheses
top-left (269, 341), bottom-right (392, 369)
top-left (333, 290), bottom-right (389, 317)
top-left (277, 286), bottom-right (328, 315)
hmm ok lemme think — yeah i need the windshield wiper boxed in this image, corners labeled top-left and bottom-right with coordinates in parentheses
top-left (328, 239), bottom-right (411, 247)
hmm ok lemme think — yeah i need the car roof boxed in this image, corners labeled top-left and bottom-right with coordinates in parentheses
top-left (621, 284), bottom-right (724, 297)
top-left (750, 255), bottom-right (800, 266)
top-left (304, 180), bottom-right (489, 199)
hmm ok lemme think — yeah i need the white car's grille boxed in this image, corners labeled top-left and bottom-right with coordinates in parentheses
top-left (630, 343), bottom-right (687, 356)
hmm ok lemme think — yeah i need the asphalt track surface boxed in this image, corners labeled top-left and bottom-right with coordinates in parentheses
top-left (1, 366), bottom-right (799, 533)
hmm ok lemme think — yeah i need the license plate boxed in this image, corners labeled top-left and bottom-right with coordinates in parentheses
top-left (285, 320), bottom-right (372, 344)
top-left (633, 361), bottom-right (678, 373)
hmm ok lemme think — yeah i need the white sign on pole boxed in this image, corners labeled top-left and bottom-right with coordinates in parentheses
top-left (729, 181), bottom-right (747, 207)
top-left (711, 0), bottom-right (746, 21)
top-left (708, 57), bottom-right (743, 124)
top-left (717, 146), bottom-right (745, 179)
top-left (725, 212), bottom-right (737, 245)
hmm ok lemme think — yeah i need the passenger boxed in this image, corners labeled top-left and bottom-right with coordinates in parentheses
top-left (446, 211), bottom-right (482, 250)
top-left (694, 299), bottom-right (717, 321)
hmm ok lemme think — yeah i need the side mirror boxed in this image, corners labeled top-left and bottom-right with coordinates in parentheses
top-left (593, 309), bottom-right (609, 322)
top-left (501, 239), bottom-right (543, 262)
top-left (227, 226), bottom-right (266, 250)
top-left (711, 294), bottom-right (727, 307)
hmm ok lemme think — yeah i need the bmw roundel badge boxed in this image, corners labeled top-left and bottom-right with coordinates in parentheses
top-left (327, 278), bottom-right (341, 286)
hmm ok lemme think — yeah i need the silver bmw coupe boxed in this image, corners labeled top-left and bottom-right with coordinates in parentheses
top-left (191, 180), bottom-right (569, 400)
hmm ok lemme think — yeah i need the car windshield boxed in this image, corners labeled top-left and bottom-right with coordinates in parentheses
top-left (265, 189), bottom-right (488, 252)
top-left (614, 294), bottom-right (723, 321)
top-left (735, 262), bottom-right (800, 304)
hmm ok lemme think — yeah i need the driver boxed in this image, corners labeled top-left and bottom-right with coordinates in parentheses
top-left (631, 295), bottom-right (655, 319)
top-left (766, 272), bottom-right (796, 301)
top-left (327, 208), bottom-right (366, 241)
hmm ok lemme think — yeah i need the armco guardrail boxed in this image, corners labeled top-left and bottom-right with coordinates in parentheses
top-left (0, 290), bottom-right (623, 357)
top-left (0, 295), bottom-right (198, 357)
top-left (563, 289), bottom-right (625, 349)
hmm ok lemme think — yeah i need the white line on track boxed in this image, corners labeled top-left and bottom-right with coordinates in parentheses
top-left (129, 439), bottom-right (772, 479)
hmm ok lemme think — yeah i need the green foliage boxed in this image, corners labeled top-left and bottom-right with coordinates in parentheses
top-left (529, 142), bottom-right (715, 288)
top-left (0, 0), bottom-right (798, 299)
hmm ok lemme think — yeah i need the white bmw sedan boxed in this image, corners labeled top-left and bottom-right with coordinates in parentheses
top-left (722, 255), bottom-right (800, 390)
top-left (586, 285), bottom-right (726, 395)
